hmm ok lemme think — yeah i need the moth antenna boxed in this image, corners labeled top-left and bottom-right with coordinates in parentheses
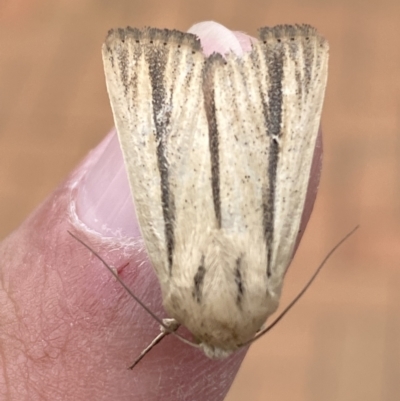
top-left (243, 225), bottom-right (359, 346)
top-left (67, 231), bottom-right (199, 350)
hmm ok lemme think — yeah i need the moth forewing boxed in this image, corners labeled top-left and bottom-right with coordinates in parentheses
top-left (103, 28), bottom-right (208, 280)
top-left (102, 24), bottom-right (329, 359)
top-left (200, 53), bottom-right (280, 344)
top-left (102, 29), bottom-right (165, 269)
top-left (256, 25), bottom-right (329, 291)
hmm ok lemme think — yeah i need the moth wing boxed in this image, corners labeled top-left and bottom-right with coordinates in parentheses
top-left (203, 24), bottom-right (329, 298)
top-left (102, 28), bottom-right (210, 283)
top-left (258, 25), bottom-right (329, 289)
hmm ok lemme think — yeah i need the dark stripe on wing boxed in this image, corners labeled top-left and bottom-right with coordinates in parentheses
top-left (235, 257), bottom-right (245, 308)
top-left (145, 32), bottom-right (176, 272)
top-left (258, 27), bottom-right (285, 278)
top-left (203, 55), bottom-right (223, 228)
top-left (192, 256), bottom-right (206, 303)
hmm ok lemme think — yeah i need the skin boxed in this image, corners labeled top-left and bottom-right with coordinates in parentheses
top-left (0, 22), bottom-right (322, 401)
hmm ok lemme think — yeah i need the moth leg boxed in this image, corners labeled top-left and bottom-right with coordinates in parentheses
top-left (128, 318), bottom-right (180, 369)
top-left (161, 318), bottom-right (181, 333)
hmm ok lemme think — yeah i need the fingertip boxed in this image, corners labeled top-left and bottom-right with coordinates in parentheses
top-left (72, 130), bottom-right (140, 239)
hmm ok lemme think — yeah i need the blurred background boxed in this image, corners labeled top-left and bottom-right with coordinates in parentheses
top-left (1, 0), bottom-right (399, 400)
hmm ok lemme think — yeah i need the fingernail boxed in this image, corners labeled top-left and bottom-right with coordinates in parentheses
top-left (188, 21), bottom-right (255, 56)
top-left (73, 130), bottom-right (139, 238)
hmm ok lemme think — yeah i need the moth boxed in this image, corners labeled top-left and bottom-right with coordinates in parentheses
top-left (101, 24), bottom-right (329, 360)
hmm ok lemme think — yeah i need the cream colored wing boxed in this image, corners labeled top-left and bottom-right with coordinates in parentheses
top-left (205, 24), bottom-right (329, 301)
top-left (255, 25), bottom-right (328, 293)
top-left (102, 28), bottom-right (211, 288)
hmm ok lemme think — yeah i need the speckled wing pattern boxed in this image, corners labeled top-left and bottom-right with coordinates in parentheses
top-left (102, 25), bottom-right (328, 357)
